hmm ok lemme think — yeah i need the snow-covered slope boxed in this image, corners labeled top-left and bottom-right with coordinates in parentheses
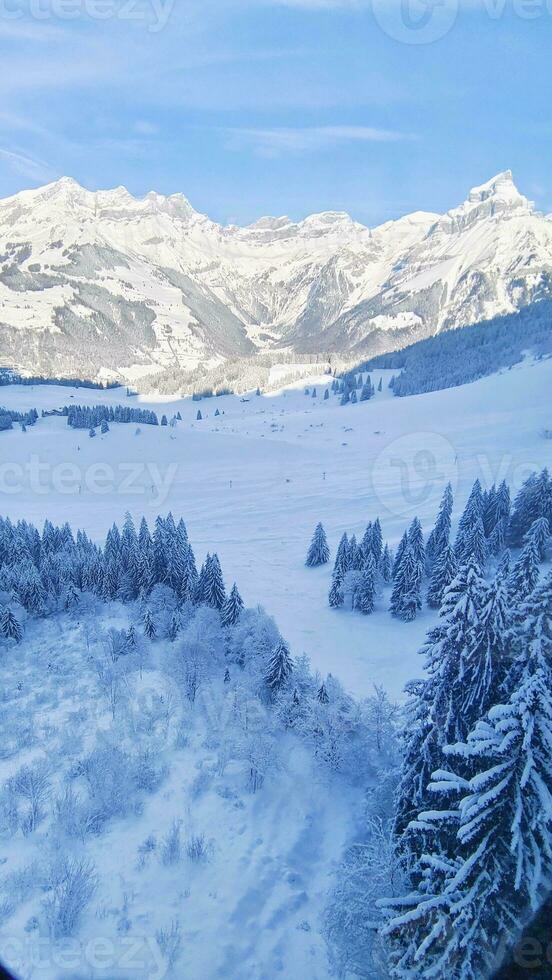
top-left (1, 171), bottom-right (551, 381)
top-left (1, 354), bottom-right (551, 698)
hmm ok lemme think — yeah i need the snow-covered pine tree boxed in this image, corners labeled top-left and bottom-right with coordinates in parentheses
top-left (328, 576), bottom-right (345, 608)
top-left (390, 549), bottom-right (422, 621)
top-left (305, 522), bottom-right (330, 567)
top-left (489, 514), bottom-right (508, 556)
top-left (463, 514), bottom-right (489, 570)
top-left (460, 568), bottom-right (511, 725)
top-left (384, 573), bottom-right (552, 980)
top-left (317, 681), bottom-right (329, 704)
top-left (454, 478), bottom-right (484, 561)
top-left (426, 543), bottom-right (457, 610)
top-left (380, 543), bottom-right (393, 583)
top-left (392, 531), bottom-right (408, 580)
top-left (509, 467), bottom-right (552, 546)
top-left (168, 610), bottom-right (181, 641)
top-left (523, 515), bottom-right (550, 561)
top-left (333, 532), bottom-right (349, 579)
top-left (354, 556), bottom-right (377, 615)
top-left (265, 639), bottom-right (294, 692)
top-left (196, 555), bottom-right (210, 604)
top-left (345, 534), bottom-right (360, 571)
top-left (360, 521), bottom-right (373, 559)
top-left (180, 543), bottom-right (198, 602)
top-left (0, 606), bottom-right (23, 643)
top-left (507, 537), bottom-right (541, 602)
top-left (221, 583), bottom-right (244, 627)
top-left (203, 553), bottom-right (226, 610)
top-left (143, 609), bottom-right (156, 639)
top-left (425, 482), bottom-right (453, 573)
top-left (407, 518), bottom-right (425, 576)
top-left (393, 559), bottom-right (486, 857)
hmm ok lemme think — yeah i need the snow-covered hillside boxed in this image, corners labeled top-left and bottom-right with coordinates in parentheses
top-left (1, 171), bottom-right (552, 381)
top-left (1, 355), bottom-right (550, 698)
top-left (0, 356), bottom-right (551, 979)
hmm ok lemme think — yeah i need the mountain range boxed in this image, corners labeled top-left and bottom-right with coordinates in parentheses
top-left (0, 170), bottom-right (550, 384)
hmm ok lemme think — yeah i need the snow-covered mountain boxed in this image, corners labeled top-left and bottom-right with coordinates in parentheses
top-left (1, 170), bottom-right (551, 382)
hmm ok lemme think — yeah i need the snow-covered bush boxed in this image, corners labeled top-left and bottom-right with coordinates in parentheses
top-left (43, 857), bottom-right (98, 938)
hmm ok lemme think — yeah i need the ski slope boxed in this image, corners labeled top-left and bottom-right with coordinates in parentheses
top-left (1, 356), bottom-right (551, 700)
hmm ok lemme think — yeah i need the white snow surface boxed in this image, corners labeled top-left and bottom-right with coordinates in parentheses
top-left (1, 355), bottom-right (550, 700)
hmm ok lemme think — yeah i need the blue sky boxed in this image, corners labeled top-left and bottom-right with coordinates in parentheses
top-left (1, 0), bottom-right (551, 225)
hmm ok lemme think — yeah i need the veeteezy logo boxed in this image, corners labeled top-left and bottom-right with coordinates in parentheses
top-left (0, 0), bottom-right (174, 32)
top-left (371, 0), bottom-right (552, 45)
top-left (0, 455), bottom-right (178, 506)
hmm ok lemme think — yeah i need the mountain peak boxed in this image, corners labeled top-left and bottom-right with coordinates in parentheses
top-left (468, 170), bottom-right (530, 207)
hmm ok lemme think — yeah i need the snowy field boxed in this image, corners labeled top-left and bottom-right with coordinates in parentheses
top-left (0, 357), bottom-right (551, 980)
top-left (1, 357), bottom-right (551, 700)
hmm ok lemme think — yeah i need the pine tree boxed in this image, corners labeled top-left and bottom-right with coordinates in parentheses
top-left (143, 609), bottom-right (156, 639)
top-left (333, 532), bottom-right (349, 578)
top-left (509, 468), bottom-right (552, 546)
top-left (196, 555), bottom-right (210, 604)
top-left (463, 514), bottom-right (489, 569)
top-left (489, 515), bottom-right (508, 556)
top-left (507, 537), bottom-right (540, 602)
top-left (354, 557), bottom-right (376, 615)
top-left (454, 479), bottom-right (484, 561)
top-left (425, 482), bottom-right (453, 573)
top-left (161, 415), bottom-right (168, 426)
top-left (392, 531), bottom-right (408, 579)
top-left (385, 574), bottom-right (552, 980)
top-left (461, 569), bottom-right (510, 725)
top-left (407, 517), bottom-right (425, 576)
top-left (203, 553), bottom-right (226, 610)
top-left (0, 607), bottom-right (23, 643)
top-left (348, 534), bottom-right (363, 571)
top-left (523, 515), bottom-right (550, 561)
top-left (100, 419), bottom-right (109, 434)
top-left (224, 668), bottom-right (231, 684)
top-left (323, 388), bottom-right (329, 400)
top-left (328, 576), bottom-right (344, 608)
top-left (221, 583), bottom-right (244, 627)
top-left (393, 559), bottom-right (486, 849)
top-left (168, 610), bottom-right (181, 641)
top-left (426, 543), bottom-right (457, 609)
top-left (305, 523), bottom-right (330, 567)
top-left (265, 640), bottom-right (294, 692)
top-left (380, 543), bottom-right (393, 583)
top-left (196, 410), bottom-right (202, 421)
top-left (317, 681), bottom-right (329, 704)
top-left (390, 549), bottom-right (422, 621)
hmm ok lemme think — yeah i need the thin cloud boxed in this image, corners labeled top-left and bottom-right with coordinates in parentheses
top-left (0, 147), bottom-right (57, 183)
top-left (226, 124), bottom-right (413, 156)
